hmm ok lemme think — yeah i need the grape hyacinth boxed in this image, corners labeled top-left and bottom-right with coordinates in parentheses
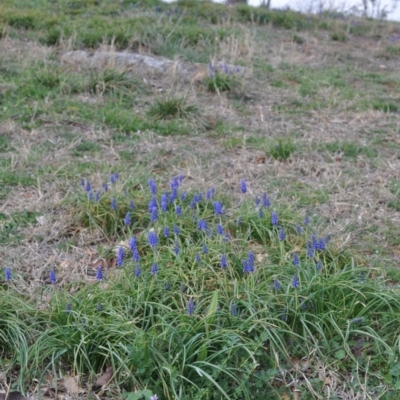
top-left (161, 193), bottom-right (168, 212)
top-left (195, 253), bottom-right (201, 263)
top-left (150, 207), bottom-right (158, 222)
top-left (148, 230), bottom-right (158, 248)
top-left (217, 223), bottom-right (224, 236)
top-left (96, 266), bottom-right (103, 281)
top-left (148, 196), bottom-right (157, 212)
top-left (102, 182), bottom-right (109, 192)
top-left (316, 260), bottom-right (323, 271)
top-left (151, 263), bottom-right (158, 275)
top-left (5, 267), bottom-right (12, 281)
top-left (149, 178), bottom-right (157, 195)
top-left (85, 181), bottom-right (91, 193)
top-left (95, 192), bottom-right (101, 202)
top-left (117, 246), bottom-right (124, 267)
top-left (173, 224), bottom-right (180, 236)
top-left (262, 192), bottom-right (271, 208)
top-left (129, 236), bottom-right (137, 252)
top-left (175, 205), bottom-right (182, 215)
top-left (273, 278), bottom-right (280, 290)
top-left (111, 198), bottom-right (117, 210)
top-left (133, 248), bottom-right (140, 262)
top-left (174, 241), bottom-right (180, 255)
top-left (278, 226), bottom-right (285, 241)
top-left (307, 243), bottom-right (314, 258)
top-left (271, 211), bottom-right (278, 226)
top-left (135, 264), bottom-right (141, 277)
top-left (213, 201), bottom-right (223, 216)
top-left (49, 269), bottom-right (56, 284)
top-left (202, 243), bottom-right (208, 254)
top-left (292, 253), bottom-right (300, 267)
top-left (241, 179), bottom-right (247, 193)
top-left (124, 212), bottom-right (131, 226)
top-left (187, 298), bottom-right (195, 316)
top-left (197, 219), bottom-right (208, 231)
top-left (164, 226), bottom-right (170, 238)
top-left (220, 254), bottom-right (227, 269)
top-left (291, 274), bottom-right (300, 289)
top-left (296, 225), bottom-right (302, 234)
top-left (129, 200), bottom-right (134, 209)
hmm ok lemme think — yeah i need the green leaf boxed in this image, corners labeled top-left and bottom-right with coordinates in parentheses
top-left (335, 350), bottom-right (346, 360)
top-left (126, 389), bottom-right (153, 400)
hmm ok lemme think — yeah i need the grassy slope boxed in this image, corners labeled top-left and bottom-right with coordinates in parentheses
top-left (1, 0), bottom-right (400, 399)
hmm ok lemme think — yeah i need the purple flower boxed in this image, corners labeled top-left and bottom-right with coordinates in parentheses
top-left (197, 219), bottom-right (208, 231)
top-left (164, 226), bottom-right (170, 237)
top-left (278, 226), bottom-right (285, 241)
top-left (149, 178), bottom-right (157, 195)
top-left (151, 263), bottom-right (158, 275)
top-left (80, 177), bottom-right (85, 187)
top-left (87, 191), bottom-right (93, 201)
top-left (311, 235), bottom-right (318, 251)
top-left (117, 246), bottom-right (124, 267)
top-left (95, 192), bottom-right (101, 202)
top-left (110, 174), bottom-right (116, 184)
top-left (129, 237), bottom-right (137, 252)
top-left (129, 200), bottom-right (134, 209)
top-left (291, 274), bottom-right (299, 289)
top-left (273, 279), bottom-right (280, 290)
top-left (102, 182), bottom-right (108, 192)
top-left (148, 230), bottom-right (158, 248)
top-left (258, 208), bottom-right (264, 218)
top-left (124, 212), bottom-right (131, 226)
top-left (175, 205), bottom-right (182, 215)
top-left (292, 253), bottom-right (299, 267)
top-left (202, 243), bottom-right (208, 254)
top-left (173, 224), bottom-right (179, 236)
top-left (132, 248), bottom-right (140, 262)
top-left (316, 260), bottom-right (323, 271)
top-left (195, 253), bottom-right (201, 263)
top-left (135, 264), bottom-right (141, 277)
top-left (174, 241), bottom-right (180, 255)
top-left (150, 207), bottom-right (158, 222)
top-left (216, 223), bottom-right (224, 236)
top-left (161, 193), bottom-right (168, 212)
top-left (49, 269), bottom-right (56, 284)
top-left (307, 242), bottom-right (314, 258)
top-left (271, 211), bottom-right (278, 226)
top-left (262, 192), bottom-right (270, 208)
top-left (317, 238), bottom-right (326, 251)
top-left (5, 267), bottom-right (12, 281)
top-left (187, 298), bottom-right (195, 316)
top-left (85, 181), bottom-right (91, 193)
top-left (111, 198), bottom-right (117, 210)
top-left (169, 187), bottom-right (178, 203)
top-left (230, 302), bottom-right (238, 316)
top-left (180, 191), bottom-right (187, 201)
top-left (220, 254), bottom-right (227, 269)
top-left (240, 179), bottom-right (247, 193)
top-left (150, 395), bottom-right (159, 400)
top-left (304, 215), bottom-right (309, 225)
top-left (96, 266), bottom-right (103, 281)
top-left (296, 225), bottom-right (302, 234)
top-left (213, 201), bottom-right (223, 215)
top-left (148, 196), bottom-right (157, 212)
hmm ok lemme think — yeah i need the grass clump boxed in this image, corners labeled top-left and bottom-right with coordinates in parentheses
top-left (3, 174), bottom-right (400, 398)
top-left (267, 138), bottom-right (295, 161)
top-left (147, 96), bottom-right (199, 121)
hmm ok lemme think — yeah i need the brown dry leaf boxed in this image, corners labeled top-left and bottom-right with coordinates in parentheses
top-left (92, 365), bottom-right (113, 392)
top-left (255, 155), bottom-right (265, 164)
top-left (324, 376), bottom-right (333, 386)
top-left (280, 392), bottom-right (291, 400)
top-left (60, 375), bottom-right (82, 395)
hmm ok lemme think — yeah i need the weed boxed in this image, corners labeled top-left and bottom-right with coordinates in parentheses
top-left (267, 138), bottom-right (295, 161)
top-left (147, 96), bottom-right (199, 121)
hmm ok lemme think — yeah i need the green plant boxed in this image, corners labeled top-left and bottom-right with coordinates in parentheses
top-left (147, 97), bottom-right (199, 120)
top-left (267, 138), bottom-right (295, 161)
